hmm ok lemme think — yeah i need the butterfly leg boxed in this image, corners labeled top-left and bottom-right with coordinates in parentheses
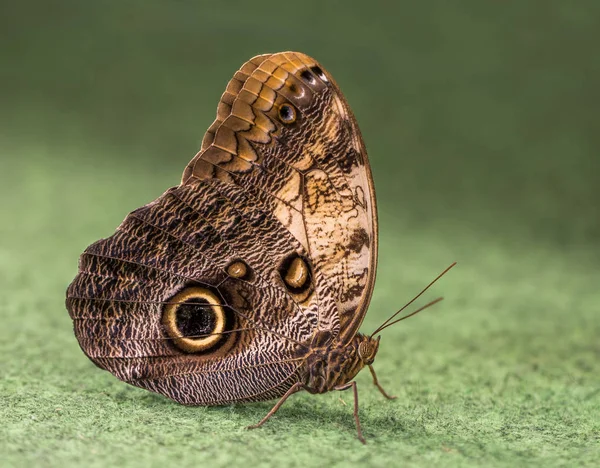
top-left (369, 365), bottom-right (397, 400)
top-left (334, 381), bottom-right (366, 444)
top-left (247, 381), bottom-right (304, 430)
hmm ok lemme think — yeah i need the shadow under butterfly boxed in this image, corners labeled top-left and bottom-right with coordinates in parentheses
top-left (66, 51), bottom-right (455, 443)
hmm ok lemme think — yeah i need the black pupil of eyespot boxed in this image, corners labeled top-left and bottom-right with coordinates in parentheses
top-left (280, 105), bottom-right (293, 121)
top-left (175, 299), bottom-right (216, 339)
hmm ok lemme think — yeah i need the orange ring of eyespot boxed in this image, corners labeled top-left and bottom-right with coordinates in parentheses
top-left (162, 287), bottom-right (226, 353)
top-left (278, 104), bottom-right (296, 124)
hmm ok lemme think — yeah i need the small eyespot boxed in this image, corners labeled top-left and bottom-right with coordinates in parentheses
top-left (278, 104), bottom-right (296, 124)
top-left (300, 69), bottom-right (317, 85)
top-left (311, 66), bottom-right (328, 82)
top-left (226, 259), bottom-right (252, 281)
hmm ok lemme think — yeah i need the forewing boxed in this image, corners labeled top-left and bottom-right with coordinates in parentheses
top-left (183, 52), bottom-right (378, 342)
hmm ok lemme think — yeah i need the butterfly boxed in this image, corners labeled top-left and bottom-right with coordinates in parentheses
top-left (66, 51), bottom-right (454, 443)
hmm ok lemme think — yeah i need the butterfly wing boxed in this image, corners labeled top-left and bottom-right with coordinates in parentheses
top-left (183, 52), bottom-right (378, 343)
top-left (66, 52), bottom-right (377, 405)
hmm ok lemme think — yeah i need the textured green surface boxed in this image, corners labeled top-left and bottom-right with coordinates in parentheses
top-left (1, 1), bottom-right (599, 467)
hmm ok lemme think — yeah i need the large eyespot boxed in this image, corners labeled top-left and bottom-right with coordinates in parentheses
top-left (279, 253), bottom-right (313, 301)
top-left (278, 104), bottom-right (296, 124)
top-left (162, 287), bottom-right (226, 353)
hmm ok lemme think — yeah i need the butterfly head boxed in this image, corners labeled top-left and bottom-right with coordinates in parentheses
top-left (357, 335), bottom-right (380, 366)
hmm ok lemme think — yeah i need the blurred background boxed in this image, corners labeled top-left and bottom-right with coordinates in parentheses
top-left (2, 1), bottom-right (598, 253)
top-left (2, 1), bottom-right (598, 466)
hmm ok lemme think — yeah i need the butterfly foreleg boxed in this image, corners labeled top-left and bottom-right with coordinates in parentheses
top-left (368, 365), bottom-right (397, 400)
top-left (247, 381), bottom-right (305, 430)
top-left (334, 380), bottom-right (366, 444)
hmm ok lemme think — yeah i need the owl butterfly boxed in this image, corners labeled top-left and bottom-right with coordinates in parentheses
top-left (66, 51), bottom-right (454, 443)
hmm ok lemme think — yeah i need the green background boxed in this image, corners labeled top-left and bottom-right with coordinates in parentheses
top-left (2, 1), bottom-right (598, 466)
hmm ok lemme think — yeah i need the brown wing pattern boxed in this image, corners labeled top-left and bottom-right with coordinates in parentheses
top-left (66, 52), bottom-right (377, 405)
top-left (67, 181), bottom-right (313, 404)
top-left (183, 51), bottom-right (377, 341)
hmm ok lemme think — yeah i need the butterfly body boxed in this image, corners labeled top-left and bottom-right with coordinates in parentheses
top-left (67, 52), bottom-right (398, 443)
top-left (300, 333), bottom-right (379, 394)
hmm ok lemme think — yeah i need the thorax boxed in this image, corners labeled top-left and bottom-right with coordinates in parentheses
top-left (300, 331), bottom-right (367, 393)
